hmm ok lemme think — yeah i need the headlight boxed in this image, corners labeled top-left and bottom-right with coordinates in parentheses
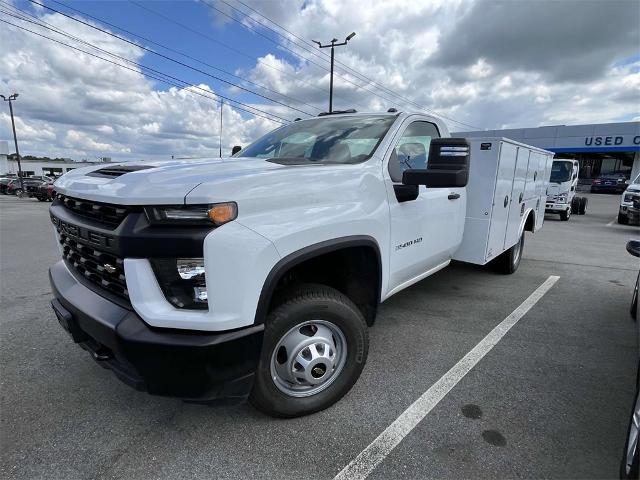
top-left (150, 258), bottom-right (208, 309)
top-left (556, 193), bottom-right (568, 203)
top-left (624, 194), bottom-right (633, 202)
top-left (145, 202), bottom-right (237, 226)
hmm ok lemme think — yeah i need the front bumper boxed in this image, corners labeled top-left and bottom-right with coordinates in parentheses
top-left (49, 260), bottom-right (264, 403)
top-left (545, 202), bottom-right (569, 212)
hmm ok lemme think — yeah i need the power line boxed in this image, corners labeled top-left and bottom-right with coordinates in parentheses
top-left (0, 15), bottom-right (289, 125)
top-left (226, 0), bottom-right (483, 130)
top-left (198, 0), bottom-right (402, 111)
top-left (38, 0), bottom-right (321, 113)
top-left (202, 0), bottom-right (480, 128)
top-left (127, 0), bottom-right (339, 103)
top-left (24, 0), bottom-right (314, 117)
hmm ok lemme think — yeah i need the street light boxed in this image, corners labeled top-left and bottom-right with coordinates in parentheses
top-left (312, 32), bottom-right (356, 113)
top-left (1, 93), bottom-right (24, 192)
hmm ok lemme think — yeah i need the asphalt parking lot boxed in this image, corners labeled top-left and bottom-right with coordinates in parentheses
top-left (1, 192), bottom-right (638, 479)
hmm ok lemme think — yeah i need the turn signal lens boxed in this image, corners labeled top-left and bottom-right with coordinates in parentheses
top-left (207, 202), bottom-right (237, 226)
top-left (145, 202), bottom-right (237, 226)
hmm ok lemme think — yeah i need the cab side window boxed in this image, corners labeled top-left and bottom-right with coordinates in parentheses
top-left (388, 121), bottom-right (440, 182)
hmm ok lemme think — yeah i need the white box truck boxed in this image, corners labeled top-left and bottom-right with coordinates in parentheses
top-left (545, 159), bottom-right (588, 221)
top-left (48, 111), bottom-right (554, 417)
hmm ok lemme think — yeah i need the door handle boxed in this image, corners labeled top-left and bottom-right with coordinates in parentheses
top-left (448, 193), bottom-right (460, 200)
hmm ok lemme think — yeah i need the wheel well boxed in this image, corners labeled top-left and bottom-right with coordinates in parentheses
top-left (524, 210), bottom-right (535, 232)
top-left (260, 244), bottom-right (381, 326)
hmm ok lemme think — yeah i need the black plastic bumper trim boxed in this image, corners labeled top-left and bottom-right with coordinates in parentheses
top-left (49, 260), bottom-right (264, 402)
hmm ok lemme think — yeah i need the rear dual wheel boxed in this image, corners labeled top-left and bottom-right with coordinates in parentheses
top-left (250, 284), bottom-right (368, 418)
top-left (490, 232), bottom-right (524, 275)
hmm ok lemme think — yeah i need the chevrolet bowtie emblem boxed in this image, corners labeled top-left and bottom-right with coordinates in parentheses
top-left (103, 264), bottom-right (117, 274)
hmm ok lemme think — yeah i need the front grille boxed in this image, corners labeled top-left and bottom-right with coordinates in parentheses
top-left (57, 230), bottom-right (128, 299)
top-left (57, 194), bottom-right (132, 226)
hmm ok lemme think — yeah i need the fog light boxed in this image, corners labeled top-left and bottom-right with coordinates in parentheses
top-left (150, 258), bottom-right (208, 309)
top-left (193, 286), bottom-right (208, 303)
top-left (177, 258), bottom-right (205, 280)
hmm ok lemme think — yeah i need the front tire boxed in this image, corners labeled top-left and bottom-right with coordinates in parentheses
top-left (621, 382), bottom-right (640, 479)
top-left (560, 208), bottom-right (570, 221)
top-left (250, 284), bottom-right (369, 418)
top-left (620, 213), bottom-right (630, 225)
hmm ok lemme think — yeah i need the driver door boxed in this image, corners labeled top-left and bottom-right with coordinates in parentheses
top-left (385, 121), bottom-right (465, 292)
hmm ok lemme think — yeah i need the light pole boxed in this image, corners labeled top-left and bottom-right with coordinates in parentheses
top-left (1, 93), bottom-right (24, 191)
top-left (312, 32), bottom-right (356, 113)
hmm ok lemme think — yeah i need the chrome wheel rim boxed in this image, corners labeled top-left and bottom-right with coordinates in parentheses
top-left (270, 320), bottom-right (347, 398)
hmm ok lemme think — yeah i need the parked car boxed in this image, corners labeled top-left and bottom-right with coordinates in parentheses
top-left (6, 178), bottom-right (45, 196)
top-left (621, 240), bottom-right (640, 479)
top-left (0, 177), bottom-right (14, 194)
top-left (35, 182), bottom-right (56, 202)
top-left (591, 171), bottom-right (629, 194)
top-left (619, 173), bottom-right (640, 224)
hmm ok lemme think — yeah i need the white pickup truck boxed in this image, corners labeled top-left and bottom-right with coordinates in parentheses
top-left (49, 111), bottom-right (553, 417)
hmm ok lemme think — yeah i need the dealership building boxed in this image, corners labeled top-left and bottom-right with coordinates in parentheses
top-left (0, 141), bottom-right (110, 177)
top-left (455, 121), bottom-right (640, 183)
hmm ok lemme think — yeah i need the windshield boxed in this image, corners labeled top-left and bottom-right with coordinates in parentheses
top-left (238, 115), bottom-right (397, 165)
top-left (550, 161), bottom-right (573, 183)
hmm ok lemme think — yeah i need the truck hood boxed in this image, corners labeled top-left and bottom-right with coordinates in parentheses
top-left (546, 182), bottom-right (569, 195)
top-left (54, 157), bottom-right (287, 204)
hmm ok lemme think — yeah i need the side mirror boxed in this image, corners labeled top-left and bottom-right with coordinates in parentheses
top-left (627, 240), bottom-right (640, 258)
top-left (231, 145), bottom-right (242, 156)
top-left (402, 138), bottom-right (470, 188)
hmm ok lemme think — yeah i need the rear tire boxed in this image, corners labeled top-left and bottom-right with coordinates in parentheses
top-left (250, 284), bottom-right (369, 418)
top-left (491, 233), bottom-right (524, 275)
top-left (619, 213), bottom-right (630, 225)
top-left (571, 197), bottom-right (580, 214)
top-left (560, 209), bottom-right (570, 221)
top-left (579, 197), bottom-right (587, 215)
top-left (36, 196), bottom-right (46, 202)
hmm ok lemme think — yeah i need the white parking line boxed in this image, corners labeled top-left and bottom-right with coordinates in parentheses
top-left (606, 217), bottom-right (617, 227)
top-left (334, 275), bottom-right (561, 480)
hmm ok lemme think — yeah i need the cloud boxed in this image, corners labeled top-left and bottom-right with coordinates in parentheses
top-left (432, 0), bottom-right (640, 82)
top-left (0, 7), bottom-right (281, 160)
top-left (0, 0), bottom-right (639, 162)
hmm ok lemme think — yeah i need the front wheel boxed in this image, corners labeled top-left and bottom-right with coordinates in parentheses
top-left (621, 383), bottom-right (640, 479)
top-left (560, 208), bottom-right (570, 221)
top-left (619, 213), bottom-right (630, 225)
top-left (250, 284), bottom-right (369, 418)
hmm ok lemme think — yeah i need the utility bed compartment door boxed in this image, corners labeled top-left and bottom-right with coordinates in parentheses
top-left (503, 147), bottom-right (529, 250)
top-left (486, 142), bottom-right (517, 261)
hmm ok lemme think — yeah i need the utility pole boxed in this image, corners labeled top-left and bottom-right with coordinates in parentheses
top-left (1, 93), bottom-right (24, 191)
top-left (219, 99), bottom-right (223, 158)
top-left (312, 32), bottom-right (356, 113)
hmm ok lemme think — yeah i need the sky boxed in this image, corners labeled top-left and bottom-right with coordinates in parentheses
top-left (0, 0), bottom-right (639, 161)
